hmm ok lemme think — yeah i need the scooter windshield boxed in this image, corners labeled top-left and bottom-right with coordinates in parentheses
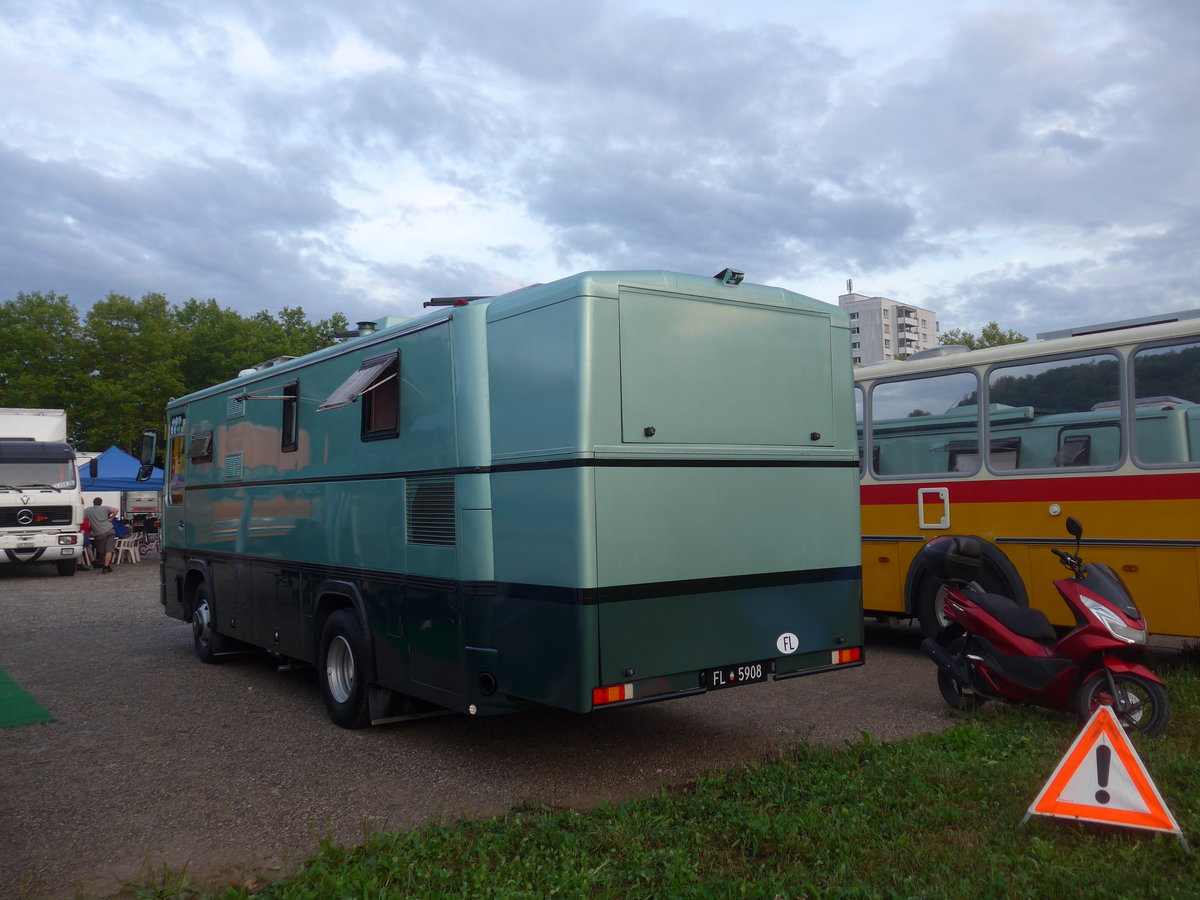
top-left (1082, 563), bottom-right (1139, 618)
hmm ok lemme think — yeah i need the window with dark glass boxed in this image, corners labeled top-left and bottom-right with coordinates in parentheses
top-left (317, 351), bottom-right (401, 441)
top-left (281, 381), bottom-right (299, 453)
top-left (362, 355), bottom-right (400, 439)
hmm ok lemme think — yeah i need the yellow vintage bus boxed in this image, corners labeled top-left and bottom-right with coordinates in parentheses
top-left (855, 312), bottom-right (1200, 638)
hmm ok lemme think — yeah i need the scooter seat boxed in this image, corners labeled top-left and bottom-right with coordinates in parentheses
top-left (967, 591), bottom-right (1058, 643)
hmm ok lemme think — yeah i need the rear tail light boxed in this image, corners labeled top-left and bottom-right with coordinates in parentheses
top-left (591, 683), bottom-right (633, 706)
top-left (832, 646), bottom-right (862, 665)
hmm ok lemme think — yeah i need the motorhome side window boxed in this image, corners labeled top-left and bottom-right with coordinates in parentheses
top-left (362, 355), bottom-right (399, 440)
top-left (317, 351), bottom-right (401, 441)
top-left (187, 431), bottom-right (213, 463)
top-left (281, 381), bottom-right (299, 453)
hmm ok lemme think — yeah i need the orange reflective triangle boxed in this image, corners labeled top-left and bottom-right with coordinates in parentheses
top-left (1025, 704), bottom-right (1181, 836)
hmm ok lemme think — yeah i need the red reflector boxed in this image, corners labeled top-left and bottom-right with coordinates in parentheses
top-left (592, 684), bottom-right (632, 706)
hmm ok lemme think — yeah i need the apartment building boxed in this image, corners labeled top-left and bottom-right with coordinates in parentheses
top-left (838, 288), bottom-right (940, 366)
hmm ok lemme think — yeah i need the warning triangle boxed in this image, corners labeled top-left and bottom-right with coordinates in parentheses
top-left (1024, 705), bottom-right (1182, 838)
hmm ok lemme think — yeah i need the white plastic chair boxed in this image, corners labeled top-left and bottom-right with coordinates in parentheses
top-left (114, 537), bottom-right (141, 564)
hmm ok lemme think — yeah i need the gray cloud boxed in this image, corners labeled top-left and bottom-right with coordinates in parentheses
top-left (0, 0), bottom-right (1196, 335)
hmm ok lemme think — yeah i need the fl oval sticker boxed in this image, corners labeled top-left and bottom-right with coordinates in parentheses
top-left (776, 632), bottom-right (799, 655)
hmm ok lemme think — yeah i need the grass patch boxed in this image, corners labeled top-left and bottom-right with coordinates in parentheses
top-left (130, 659), bottom-right (1200, 900)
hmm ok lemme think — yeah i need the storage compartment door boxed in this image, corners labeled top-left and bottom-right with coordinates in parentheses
top-left (618, 289), bottom-right (835, 446)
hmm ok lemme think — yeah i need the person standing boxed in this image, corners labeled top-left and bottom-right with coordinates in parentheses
top-left (83, 497), bottom-right (117, 573)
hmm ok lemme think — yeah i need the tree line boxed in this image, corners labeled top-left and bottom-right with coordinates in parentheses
top-left (0, 291), bottom-right (350, 453)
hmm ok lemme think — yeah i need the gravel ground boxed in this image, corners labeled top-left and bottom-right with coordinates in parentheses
top-left (0, 558), bottom-right (956, 899)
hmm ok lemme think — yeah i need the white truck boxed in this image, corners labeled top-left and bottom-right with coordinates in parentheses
top-left (0, 408), bottom-right (85, 576)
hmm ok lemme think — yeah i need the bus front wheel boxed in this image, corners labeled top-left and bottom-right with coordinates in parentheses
top-left (318, 610), bottom-right (371, 729)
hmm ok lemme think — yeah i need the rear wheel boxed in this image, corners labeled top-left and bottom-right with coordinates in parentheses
top-left (318, 610), bottom-right (371, 729)
top-left (56, 560), bottom-right (76, 577)
top-left (935, 633), bottom-right (982, 711)
top-left (1076, 671), bottom-right (1170, 737)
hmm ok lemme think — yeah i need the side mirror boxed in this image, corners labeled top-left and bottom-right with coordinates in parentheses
top-left (89, 458), bottom-right (99, 478)
top-left (138, 428), bottom-right (161, 466)
top-left (135, 463), bottom-right (156, 483)
top-left (1066, 516), bottom-right (1083, 539)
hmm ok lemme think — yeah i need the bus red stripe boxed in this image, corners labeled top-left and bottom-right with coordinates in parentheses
top-left (860, 472), bottom-right (1200, 505)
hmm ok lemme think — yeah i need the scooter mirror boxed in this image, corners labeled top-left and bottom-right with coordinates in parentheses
top-left (1066, 516), bottom-right (1083, 539)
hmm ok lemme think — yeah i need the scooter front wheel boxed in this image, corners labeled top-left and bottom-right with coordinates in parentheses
top-left (1075, 671), bottom-right (1170, 738)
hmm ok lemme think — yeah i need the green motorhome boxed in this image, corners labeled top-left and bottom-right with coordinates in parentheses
top-left (152, 269), bottom-right (863, 727)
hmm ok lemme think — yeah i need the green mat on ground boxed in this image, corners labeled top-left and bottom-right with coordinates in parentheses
top-left (0, 666), bottom-right (55, 727)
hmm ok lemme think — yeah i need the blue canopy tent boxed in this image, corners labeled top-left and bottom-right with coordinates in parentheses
top-left (78, 445), bottom-right (163, 491)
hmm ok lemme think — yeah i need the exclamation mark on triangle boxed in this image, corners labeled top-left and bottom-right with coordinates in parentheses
top-left (1095, 744), bottom-right (1111, 804)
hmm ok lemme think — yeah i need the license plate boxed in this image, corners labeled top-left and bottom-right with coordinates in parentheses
top-left (705, 661), bottom-right (769, 690)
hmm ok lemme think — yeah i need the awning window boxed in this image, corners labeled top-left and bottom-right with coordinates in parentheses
top-left (317, 353), bottom-right (397, 412)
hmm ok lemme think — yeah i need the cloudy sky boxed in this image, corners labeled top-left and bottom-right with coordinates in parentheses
top-left (1, 0), bottom-right (1196, 337)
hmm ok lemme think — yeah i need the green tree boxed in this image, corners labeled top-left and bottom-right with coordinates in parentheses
top-left (0, 291), bottom-right (85, 418)
top-left (174, 298), bottom-right (258, 394)
top-left (76, 292), bottom-right (184, 453)
top-left (2, 288), bottom-right (350, 452)
top-left (940, 321), bottom-right (1028, 350)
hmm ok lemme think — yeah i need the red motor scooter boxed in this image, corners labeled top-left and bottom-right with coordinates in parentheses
top-left (920, 517), bottom-right (1169, 737)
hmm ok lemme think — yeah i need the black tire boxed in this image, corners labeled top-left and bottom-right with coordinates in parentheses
top-left (1075, 671), bottom-right (1170, 738)
top-left (56, 560), bottom-right (76, 577)
top-left (191, 583), bottom-right (229, 664)
top-left (911, 541), bottom-right (1026, 638)
top-left (935, 633), bottom-right (982, 711)
top-left (318, 609), bottom-right (371, 729)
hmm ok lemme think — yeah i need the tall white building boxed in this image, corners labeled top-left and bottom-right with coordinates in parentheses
top-left (838, 287), bottom-right (940, 366)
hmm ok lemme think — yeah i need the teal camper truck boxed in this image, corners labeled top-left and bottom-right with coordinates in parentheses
top-left (149, 270), bottom-right (863, 727)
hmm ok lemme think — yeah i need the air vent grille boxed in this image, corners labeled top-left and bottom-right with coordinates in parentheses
top-left (406, 478), bottom-right (455, 546)
top-left (223, 452), bottom-right (243, 481)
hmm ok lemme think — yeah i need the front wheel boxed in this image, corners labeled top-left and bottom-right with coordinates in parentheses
top-left (1075, 671), bottom-right (1170, 738)
top-left (318, 610), bottom-right (371, 729)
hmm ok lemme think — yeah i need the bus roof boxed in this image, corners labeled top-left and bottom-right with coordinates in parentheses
top-left (854, 315), bottom-right (1200, 382)
top-left (171, 270), bottom-right (844, 407)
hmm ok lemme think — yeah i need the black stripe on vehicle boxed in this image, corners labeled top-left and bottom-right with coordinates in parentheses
top-left (181, 456), bottom-right (860, 492)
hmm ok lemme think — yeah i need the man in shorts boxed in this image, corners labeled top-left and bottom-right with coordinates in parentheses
top-left (83, 497), bottom-right (118, 573)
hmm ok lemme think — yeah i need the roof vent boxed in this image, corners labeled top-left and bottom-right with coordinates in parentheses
top-left (713, 268), bottom-right (744, 286)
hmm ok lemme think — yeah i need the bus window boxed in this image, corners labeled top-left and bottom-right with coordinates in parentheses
top-left (987, 353), bottom-right (1121, 470)
top-left (855, 384), bottom-right (864, 473)
top-left (869, 371), bottom-right (979, 476)
top-left (1132, 340), bottom-right (1200, 465)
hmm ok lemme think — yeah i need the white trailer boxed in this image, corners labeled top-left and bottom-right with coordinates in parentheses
top-left (0, 408), bottom-right (85, 576)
